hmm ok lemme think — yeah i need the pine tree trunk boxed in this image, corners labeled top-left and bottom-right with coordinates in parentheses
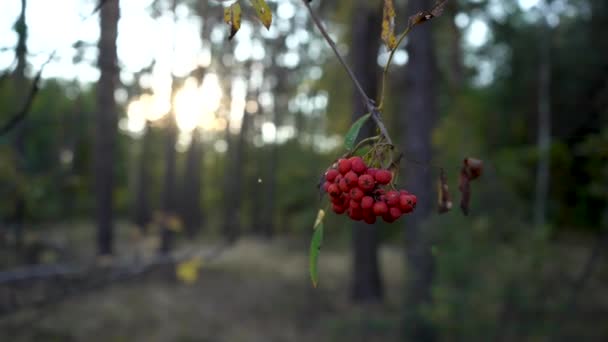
top-left (95, 0), bottom-right (120, 256)
top-left (534, 16), bottom-right (552, 227)
top-left (12, 0), bottom-right (28, 259)
top-left (222, 111), bottom-right (250, 243)
top-left (350, 0), bottom-right (383, 302)
top-left (160, 114), bottom-right (178, 254)
top-left (181, 128), bottom-right (203, 238)
top-left (134, 121), bottom-right (153, 232)
top-left (401, 0), bottom-right (438, 340)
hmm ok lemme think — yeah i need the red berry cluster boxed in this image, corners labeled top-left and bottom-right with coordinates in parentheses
top-left (322, 156), bottom-right (417, 224)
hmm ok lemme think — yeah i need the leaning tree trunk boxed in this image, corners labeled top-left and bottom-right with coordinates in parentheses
top-left (95, 0), bottom-right (120, 255)
top-left (181, 128), bottom-right (203, 238)
top-left (401, 0), bottom-right (438, 340)
top-left (350, 0), bottom-right (383, 302)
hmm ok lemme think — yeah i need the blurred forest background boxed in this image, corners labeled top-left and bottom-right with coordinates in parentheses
top-left (0, 0), bottom-right (607, 341)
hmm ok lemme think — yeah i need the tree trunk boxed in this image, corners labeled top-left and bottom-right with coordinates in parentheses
top-left (350, 0), bottom-right (384, 302)
top-left (181, 128), bottom-right (203, 238)
top-left (222, 111), bottom-right (250, 243)
top-left (133, 121), bottom-right (153, 232)
top-left (95, 0), bottom-right (120, 256)
top-left (159, 113), bottom-right (178, 254)
top-left (401, 0), bottom-right (438, 340)
top-left (12, 0), bottom-right (28, 258)
top-left (534, 15), bottom-right (552, 227)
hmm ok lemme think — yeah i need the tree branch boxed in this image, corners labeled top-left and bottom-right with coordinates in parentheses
top-left (0, 0), bottom-right (111, 137)
top-left (0, 53), bottom-right (54, 137)
top-left (301, 0), bottom-right (393, 145)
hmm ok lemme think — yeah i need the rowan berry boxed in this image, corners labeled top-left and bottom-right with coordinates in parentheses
top-left (322, 181), bottom-right (331, 192)
top-left (348, 208), bottom-right (363, 221)
top-left (360, 196), bottom-right (374, 209)
top-left (374, 170), bottom-right (392, 185)
top-left (389, 207), bottom-right (402, 220)
top-left (337, 158), bottom-right (352, 174)
top-left (373, 201), bottom-right (389, 216)
top-left (358, 174), bottom-right (375, 191)
top-left (326, 169), bottom-right (339, 182)
top-left (338, 178), bottom-right (350, 192)
top-left (349, 200), bottom-right (361, 210)
top-left (349, 187), bottom-right (364, 201)
top-left (386, 191), bottom-right (400, 207)
top-left (328, 184), bottom-right (340, 197)
top-left (332, 204), bottom-right (346, 214)
top-left (349, 156), bottom-right (367, 174)
top-left (344, 171), bottom-right (359, 188)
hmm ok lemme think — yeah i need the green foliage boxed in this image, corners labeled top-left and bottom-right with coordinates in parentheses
top-left (343, 113), bottom-right (370, 150)
top-left (309, 209), bottom-right (324, 287)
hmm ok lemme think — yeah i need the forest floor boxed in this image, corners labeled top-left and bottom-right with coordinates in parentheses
top-left (0, 229), bottom-right (406, 342)
top-left (0, 223), bottom-right (607, 341)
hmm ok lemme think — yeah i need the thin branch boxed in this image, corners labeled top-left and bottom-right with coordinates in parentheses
top-left (300, 0), bottom-right (393, 146)
top-left (378, 26), bottom-right (412, 110)
top-left (0, 0), bottom-right (111, 137)
top-left (301, 0), bottom-right (369, 104)
top-left (0, 52), bottom-right (54, 136)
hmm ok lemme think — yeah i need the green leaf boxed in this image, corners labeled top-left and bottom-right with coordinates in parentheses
top-left (344, 113), bottom-right (371, 150)
top-left (224, 3), bottom-right (242, 40)
top-left (249, 0), bottom-right (272, 29)
top-left (309, 210), bottom-right (325, 288)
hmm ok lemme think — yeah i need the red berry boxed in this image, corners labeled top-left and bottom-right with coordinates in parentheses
top-left (363, 212), bottom-right (376, 224)
top-left (372, 201), bottom-right (389, 216)
top-left (338, 178), bottom-right (350, 192)
top-left (348, 208), bottom-right (363, 221)
top-left (399, 194), bottom-right (413, 213)
top-left (408, 194), bottom-right (417, 208)
top-left (350, 200), bottom-right (361, 210)
top-left (399, 190), bottom-right (409, 195)
top-left (322, 181), bottom-right (331, 192)
top-left (326, 169), bottom-right (339, 182)
top-left (390, 207), bottom-right (402, 220)
top-left (382, 213), bottom-right (396, 223)
top-left (330, 194), bottom-right (342, 204)
top-left (375, 170), bottom-right (392, 185)
top-left (361, 196), bottom-right (374, 209)
top-left (328, 184), bottom-right (340, 197)
top-left (334, 174), bottom-right (343, 184)
top-left (337, 158), bottom-right (352, 174)
top-left (332, 204), bottom-right (346, 214)
top-left (349, 156), bottom-right (367, 174)
top-left (344, 171), bottom-right (359, 188)
top-left (358, 174), bottom-right (375, 191)
top-left (386, 191), bottom-right (400, 207)
top-left (350, 187), bottom-right (364, 201)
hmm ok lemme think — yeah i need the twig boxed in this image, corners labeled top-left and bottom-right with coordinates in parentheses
top-left (301, 0), bottom-right (369, 105)
top-left (0, 0), bottom-right (111, 137)
top-left (0, 52), bottom-right (54, 136)
top-left (301, 0), bottom-right (394, 146)
top-left (378, 26), bottom-right (413, 110)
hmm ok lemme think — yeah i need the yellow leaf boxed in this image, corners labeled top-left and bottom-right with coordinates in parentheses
top-left (176, 258), bottom-right (203, 285)
top-left (313, 209), bottom-right (325, 229)
top-left (224, 2), bottom-right (242, 40)
top-left (381, 0), bottom-right (397, 50)
top-left (166, 214), bottom-right (183, 232)
top-left (249, 0), bottom-right (272, 29)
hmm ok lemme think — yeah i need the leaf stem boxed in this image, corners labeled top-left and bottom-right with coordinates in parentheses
top-left (378, 26), bottom-right (412, 110)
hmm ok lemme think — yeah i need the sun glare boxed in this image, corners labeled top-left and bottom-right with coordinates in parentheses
top-left (126, 73), bottom-right (223, 134)
top-left (174, 74), bottom-right (223, 132)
